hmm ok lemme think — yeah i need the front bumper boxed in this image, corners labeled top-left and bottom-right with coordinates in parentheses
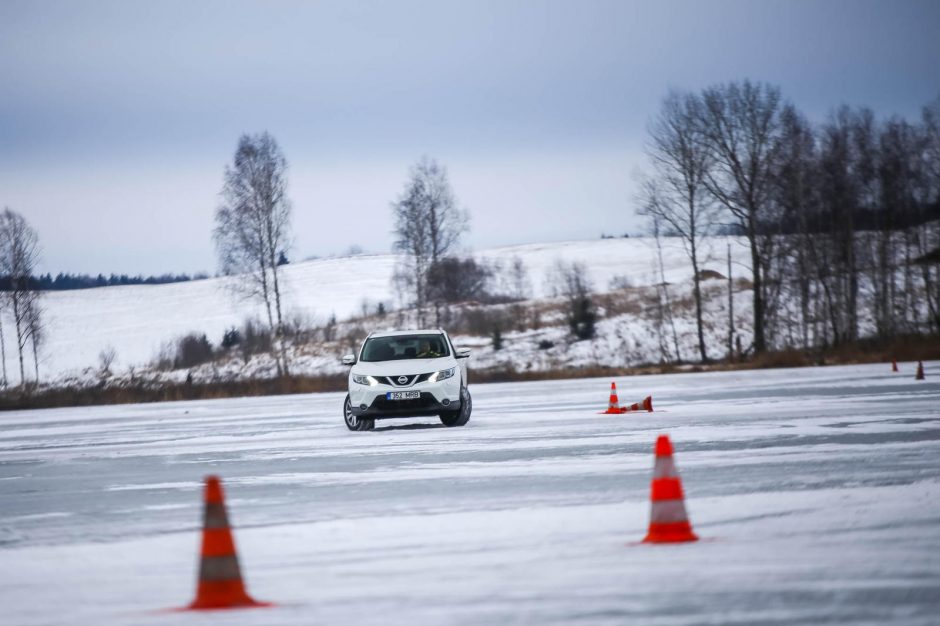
top-left (350, 392), bottom-right (461, 419)
top-left (349, 376), bottom-right (462, 419)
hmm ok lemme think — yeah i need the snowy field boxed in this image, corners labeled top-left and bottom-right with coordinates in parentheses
top-left (35, 236), bottom-right (750, 379)
top-left (1, 362), bottom-right (938, 625)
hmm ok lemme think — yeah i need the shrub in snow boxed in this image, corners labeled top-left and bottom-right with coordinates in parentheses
top-left (175, 334), bottom-right (214, 369)
top-left (492, 326), bottom-right (503, 351)
top-left (221, 327), bottom-right (241, 349)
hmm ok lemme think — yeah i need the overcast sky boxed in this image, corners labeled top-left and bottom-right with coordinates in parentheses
top-left (1, 0), bottom-right (938, 275)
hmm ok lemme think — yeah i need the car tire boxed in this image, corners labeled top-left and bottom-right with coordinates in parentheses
top-left (440, 385), bottom-right (471, 427)
top-left (344, 394), bottom-right (374, 431)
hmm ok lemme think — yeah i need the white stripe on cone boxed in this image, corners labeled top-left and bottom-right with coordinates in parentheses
top-left (650, 499), bottom-right (692, 524)
top-left (652, 457), bottom-right (678, 479)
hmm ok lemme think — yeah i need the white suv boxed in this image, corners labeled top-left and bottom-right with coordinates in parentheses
top-left (341, 329), bottom-right (472, 431)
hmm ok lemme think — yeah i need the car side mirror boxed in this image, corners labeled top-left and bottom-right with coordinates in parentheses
top-left (342, 354), bottom-right (357, 366)
top-left (456, 347), bottom-right (471, 359)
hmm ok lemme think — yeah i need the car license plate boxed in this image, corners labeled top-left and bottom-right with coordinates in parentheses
top-left (386, 391), bottom-right (420, 401)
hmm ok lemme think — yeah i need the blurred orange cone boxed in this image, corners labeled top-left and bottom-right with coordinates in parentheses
top-left (643, 435), bottom-right (698, 544)
top-left (625, 395), bottom-right (654, 413)
top-left (601, 382), bottom-right (625, 414)
top-left (891, 358), bottom-right (898, 373)
top-left (916, 361), bottom-right (925, 380)
top-left (187, 476), bottom-right (270, 611)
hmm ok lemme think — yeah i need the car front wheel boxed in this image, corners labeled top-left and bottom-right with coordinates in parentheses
top-left (440, 385), bottom-right (471, 427)
top-left (344, 394), bottom-right (374, 431)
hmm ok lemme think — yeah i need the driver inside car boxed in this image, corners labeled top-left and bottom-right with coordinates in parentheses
top-left (416, 339), bottom-right (439, 358)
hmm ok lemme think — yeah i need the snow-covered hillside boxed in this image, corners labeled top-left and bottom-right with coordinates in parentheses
top-left (29, 236), bottom-right (752, 383)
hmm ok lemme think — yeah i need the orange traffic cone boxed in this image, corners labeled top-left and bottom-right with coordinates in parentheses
top-left (601, 382), bottom-right (624, 414)
top-left (643, 435), bottom-right (698, 544)
top-left (891, 358), bottom-right (898, 373)
top-left (916, 361), bottom-right (925, 380)
top-left (624, 395), bottom-right (654, 413)
top-left (187, 476), bottom-right (270, 611)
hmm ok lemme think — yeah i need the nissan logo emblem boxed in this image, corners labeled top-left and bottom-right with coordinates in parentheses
top-left (398, 376), bottom-right (408, 385)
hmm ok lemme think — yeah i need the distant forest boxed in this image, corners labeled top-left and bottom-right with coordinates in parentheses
top-left (0, 272), bottom-right (210, 292)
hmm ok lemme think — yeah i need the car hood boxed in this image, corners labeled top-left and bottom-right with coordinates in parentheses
top-left (352, 357), bottom-right (454, 376)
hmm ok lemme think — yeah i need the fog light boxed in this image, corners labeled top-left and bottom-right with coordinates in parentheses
top-left (359, 404), bottom-right (367, 410)
top-left (442, 399), bottom-right (451, 406)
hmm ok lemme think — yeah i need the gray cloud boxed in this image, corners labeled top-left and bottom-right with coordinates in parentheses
top-left (1, 0), bottom-right (938, 273)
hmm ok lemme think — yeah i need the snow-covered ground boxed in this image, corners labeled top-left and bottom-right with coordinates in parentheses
top-left (1, 362), bottom-right (938, 624)
top-left (32, 236), bottom-right (750, 381)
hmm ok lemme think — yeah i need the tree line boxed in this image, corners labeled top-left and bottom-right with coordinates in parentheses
top-left (641, 80), bottom-right (940, 361)
top-left (0, 272), bottom-right (209, 292)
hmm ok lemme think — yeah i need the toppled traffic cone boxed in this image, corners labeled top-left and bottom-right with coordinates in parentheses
top-left (916, 361), bottom-right (925, 380)
top-left (643, 435), bottom-right (698, 544)
top-left (624, 395), bottom-right (654, 413)
top-left (891, 358), bottom-right (898, 373)
top-left (187, 476), bottom-right (270, 611)
top-left (601, 382), bottom-right (624, 414)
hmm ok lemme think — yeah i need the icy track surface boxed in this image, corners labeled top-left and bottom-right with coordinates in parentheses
top-left (1, 363), bottom-right (938, 625)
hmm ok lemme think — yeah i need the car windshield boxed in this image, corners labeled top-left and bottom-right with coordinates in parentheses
top-left (360, 334), bottom-right (450, 362)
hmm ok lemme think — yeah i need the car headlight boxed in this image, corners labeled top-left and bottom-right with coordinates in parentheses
top-left (352, 374), bottom-right (379, 386)
top-left (428, 367), bottom-right (456, 383)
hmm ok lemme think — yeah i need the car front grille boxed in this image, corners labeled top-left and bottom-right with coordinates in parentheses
top-left (375, 373), bottom-right (433, 387)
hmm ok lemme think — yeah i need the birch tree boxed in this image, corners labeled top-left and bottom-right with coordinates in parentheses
top-left (0, 209), bottom-right (43, 385)
top-left (214, 132), bottom-right (292, 376)
top-left (391, 157), bottom-right (468, 325)
top-left (697, 80), bottom-right (785, 354)
top-left (643, 91), bottom-right (718, 362)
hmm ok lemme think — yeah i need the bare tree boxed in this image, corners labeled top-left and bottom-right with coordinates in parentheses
top-left (391, 172), bottom-right (431, 323)
top-left (726, 242), bottom-right (735, 359)
top-left (650, 217), bottom-right (682, 362)
top-left (0, 302), bottom-right (8, 387)
top-left (25, 293), bottom-right (43, 382)
top-left (489, 255), bottom-right (533, 333)
top-left (508, 256), bottom-right (531, 300)
top-left (875, 116), bottom-right (928, 335)
top-left (0, 208), bottom-right (43, 386)
top-left (815, 107), bottom-right (863, 344)
top-left (98, 345), bottom-right (117, 377)
top-left (697, 80), bottom-right (785, 353)
top-left (391, 157), bottom-right (469, 325)
top-left (214, 132), bottom-right (292, 376)
top-left (548, 260), bottom-right (597, 340)
top-left (920, 96), bottom-right (940, 331)
top-left (643, 91), bottom-right (718, 362)
top-left (772, 105), bottom-right (818, 349)
top-left (922, 95), bottom-right (940, 205)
